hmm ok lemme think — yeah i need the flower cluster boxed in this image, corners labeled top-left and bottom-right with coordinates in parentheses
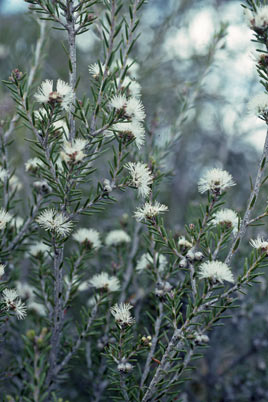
top-left (25, 157), bottom-right (44, 173)
top-left (29, 242), bottom-right (50, 257)
top-left (89, 272), bottom-right (120, 292)
top-left (125, 162), bottom-right (153, 198)
top-left (199, 260), bottom-right (234, 284)
top-left (110, 303), bottom-right (135, 328)
top-left (136, 252), bottom-right (167, 273)
top-left (105, 230), bottom-right (131, 246)
top-left (73, 228), bottom-right (101, 250)
top-left (248, 93), bottom-right (268, 116)
top-left (60, 138), bottom-right (87, 164)
top-left (2, 288), bottom-right (27, 320)
top-left (212, 208), bottom-right (239, 233)
top-left (34, 79), bottom-right (75, 111)
top-left (0, 208), bottom-right (12, 230)
top-left (250, 236), bottom-right (268, 254)
top-left (198, 168), bottom-right (235, 195)
top-left (244, 6), bottom-right (268, 31)
top-left (36, 209), bottom-right (73, 237)
top-left (134, 201), bottom-right (168, 222)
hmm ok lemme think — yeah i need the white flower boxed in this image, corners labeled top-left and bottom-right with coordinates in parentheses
top-left (29, 242), bottom-right (50, 257)
top-left (125, 162), bottom-right (153, 198)
top-left (212, 208), bottom-right (239, 233)
top-left (110, 303), bottom-right (135, 327)
top-left (0, 264), bottom-right (5, 278)
top-left (109, 94), bottom-right (127, 110)
top-left (126, 58), bottom-right (140, 78)
top-left (105, 230), bottom-right (131, 246)
top-left (60, 138), bottom-right (87, 164)
top-left (198, 168), bottom-right (235, 195)
top-left (125, 97), bottom-right (145, 121)
top-left (111, 120), bottom-right (145, 149)
top-left (34, 79), bottom-right (75, 111)
top-left (73, 228), bottom-right (101, 250)
top-left (25, 157), bottom-right (44, 173)
top-left (134, 201), bottom-right (168, 222)
top-left (250, 236), bottom-right (268, 252)
top-left (13, 299), bottom-right (27, 320)
top-left (253, 6), bottom-right (268, 29)
top-left (89, 272), bottom-right (120, 292)
top-left (118, 76), bottom-right (141, 98)
top-left (52, 119), bottom-right (69, 134)
top-left (243, 8), bottom-right (254, 27)
top-left (88, 63), bottom-right (106, 78)
top-left (199, 260), bottom-right (234, 283)
top-left (248, 93), bottom-right (268, 115)
top-left (2, 288), bottom-right (18, 304)
top-left (36, 209), bottom-right (73, 237)
top-left (0, 167), bottom-right (8, 182)
top-left (117, 360), bottom-right (134, 372)
top-left (0, 208), bottom-right (12, 230)
top-left (34, 107), bottom-right (49, 121)
top-left (136, 252), bottom-right (167, 273)
top-left (16, 282), bottom-right (35, 299)
top-left (178, 236), bottom-right (193, 249)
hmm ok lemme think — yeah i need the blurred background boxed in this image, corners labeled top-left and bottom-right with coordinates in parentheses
top-left (1, 0), bottom-right (268, 401)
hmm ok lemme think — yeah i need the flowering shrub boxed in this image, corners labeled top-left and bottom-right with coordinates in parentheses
top-left (1, 0), bottom-right (268, 401)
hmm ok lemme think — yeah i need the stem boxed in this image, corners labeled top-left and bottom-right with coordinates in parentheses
top-left (67, 0), bottom-right (77, 141)
top-left (225, 129), bottom-right (268, 265)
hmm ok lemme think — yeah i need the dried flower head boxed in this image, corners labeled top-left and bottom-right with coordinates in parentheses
top-left (105, 230), bottom-right (131, 246)
top-left (73, 228), bottom-right (101, 250)
top-left (110, 303), bottom-right (135, 327)
top-left (0, 208), bottom-right (12, 230)
top-left (34, 79), bottom-right (75, 111)
top-left (36, 209), bottom-right (73, 237)
top-left (125, 162), bottom-right (153, 198)
top-left (248, 93), bottom-right (268, 115)
top-left (199, 260), bottom-right (234, 283)
top-left (60, 138), bottom-right (87, 164)
top-left (212, 208), bottom-right (239, 233)
top-left (134, 201), bottom-right (168, 222)
top-left (136, 252), bottom-right (167, 273)
top-left (198, 168), bottom-right (235, 195)
top-left (89, 272), bottom-right (120, 292)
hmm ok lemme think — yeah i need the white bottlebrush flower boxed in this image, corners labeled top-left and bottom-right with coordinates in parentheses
top-left (125, 97), bottom-right (145, 121)
top-left (73, 228), bottom-right (101, 250)
top-left (0, 167), bottom-right (8, 182)
top-left (0, 208), bottom-right (12, 230)
top-left (13, 298), bottom-right (27, 320)
top-left (118, 76), bottom-right (141, 98)
top-left (29, 242), bottom-right (50, 257)
top-left (36, 209), bottom-right (73, 237)
top-left (199, 260), bottom-right (234, 283)
top-left (248, 93), bottom-right (268, 115)
top-left (178, 236), bottom-right (193, 249)
top-left (212, 208), bottom-right (239, 233)
top-left (109, 94), bottom-right (128, 110)
top-left (2, 288), bottom-right (18, 304)
top-left (88, 62), bottom-right (106, 78)
top-left (253, 6), bottom-right (268, 29)
top-left (136, 252), bottom-right (167, 273)
top-left (34, 79), bottom-right (75, 111)
top-left (52, 119), bottom-right (69, 134)
top-left (34, 107), bottom-right (49, 121)
top-left (198, 168), bottom-right (235, 195)
top-left (89, 272), bottom-right (120, 292)
top-left (111, 120), bottom-right (145, 149)
top-left (134, 201), bottom-right (168, 222)
top-left (125, 162), bottom-right (153, 198)
top-left (60, 138), bottom-right (87, 164)
top-left (126, 58), bottom-right (140, 78)
top-left (250, 236), bottom-right (268, 252)
top-left (110, 303), bottom-right (135, 327)
top-left (0, 264), bottom-right (5, 278)
top-left (25, 157), bottom-right (44, 173)
top-left (105, 230), bottom-right (131, 246)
